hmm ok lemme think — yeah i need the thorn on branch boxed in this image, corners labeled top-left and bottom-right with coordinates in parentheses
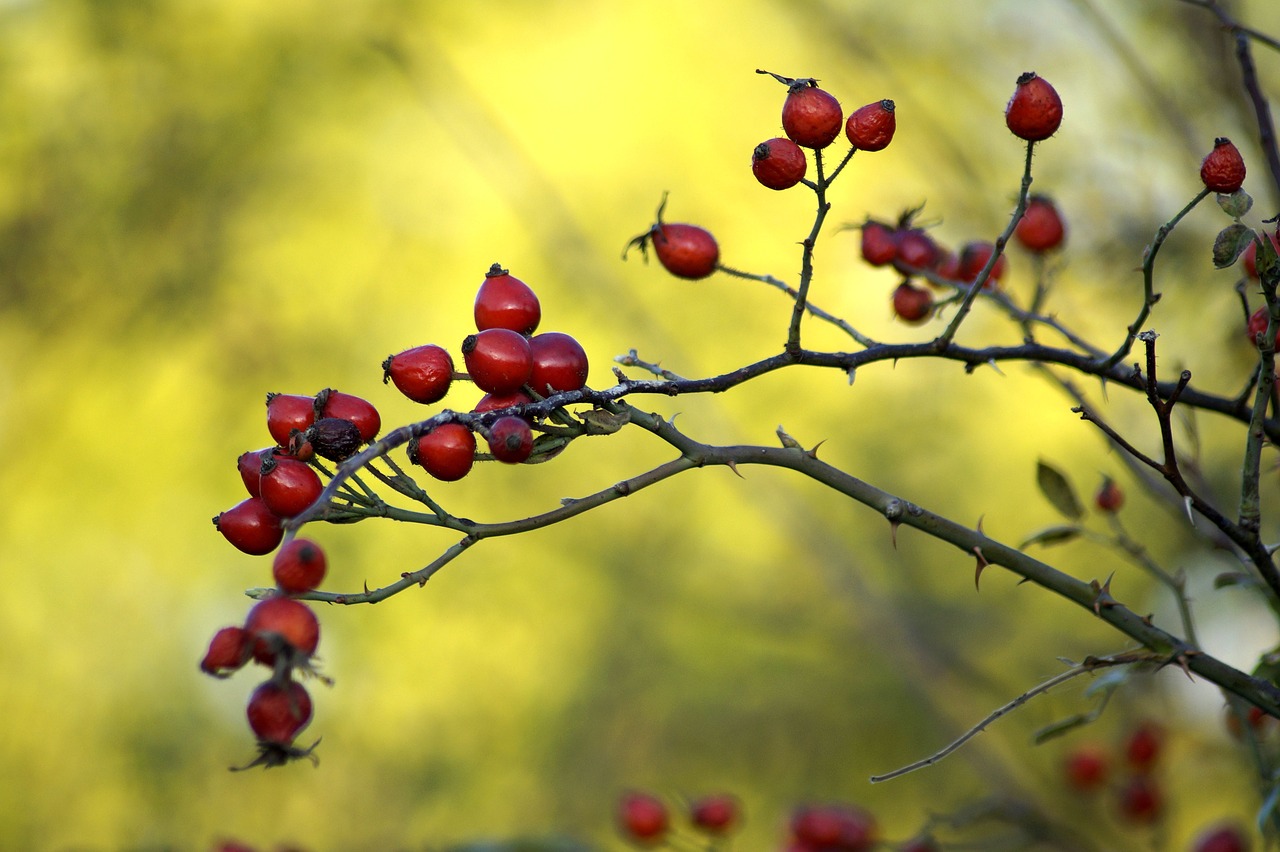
top-left (1090, 573), bottom-right (1118, 615)
top-left (974, 547), bottom-right (990, 590)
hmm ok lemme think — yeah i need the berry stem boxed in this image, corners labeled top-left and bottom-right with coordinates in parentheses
top-left (785, 150), bottom-right (833, 355)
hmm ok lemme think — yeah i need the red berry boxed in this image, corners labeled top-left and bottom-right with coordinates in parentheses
top-left (384, 344), bottom-right (454, 404)
top-left (845, 99), bottom-right (896, 151)
top-left (1005, 72), bottom-right (1063, 142)
top-left (791, 804), bottom-right (877, 851)
top-left (752, 137), bottom-right (808, 190)
top-left (652, 222), bottom-right (719, 280)
top-left (1064, 743), bottom-right (1109, 791)
top-left (462, 328), bottom-right (533, 396)
top-left (237, 447), bottom-right (276, 498)
top-left (689, 795), bottom-right (739, 835)
top-left (246, 679), bottom-right (313, 745)
top-left (1201, 137), bottom-right (1247, 194)
top-left (474, 263), bottom-right (541, 335)
top-left (1117, 775), bottom-right (1163, 824)
top-left (200, 626), bottom-right (251, 677)
top-left (409, 423), bottom-right (476, 482)
top-left (1244, 230), bottom-right (1279, 278)
top-left (958, 240), bottom-right (1007, 287)
top-left (860, 220), bottom-right (898, 266)
top-left (1094, 477), bottom-right (1124, 513)
top-left (782, 83), bottom-right (843, 149)
top-left (1193, 823), bottom-right (1250, 852)
top-left (245, 596), bottom-right (320, 666)
top-left (618, 791), bottom-right (668, 844)
top-left (259, 456), bottom-right (324, 519)
top-left (934, 249), bottom-right (962, 282)
top-left (473, 389), bottom-right (535, 415)
top-left (317, 389), bottom-right (380, 443)
top-left (894, 228), bottom-right (938, 270)
top-left (272, 538), bottom-right (327, 595)
top-left (265, 393), bottom-right (315, 448)
top-left (487, 415), bottom-right (534, 464)
top-left (214, 497), bottom-right (284, 556)
top-left (1226, 703), bottom-right (1275, 740)
top-left (529, 332), bottom-right (589, 395)
top-left (892, 282), bottom-right (933, 324)
top-left (1125, 722), bottom-right (1163, 772)
top-left (1015, 195), bottom-right (1067, 252)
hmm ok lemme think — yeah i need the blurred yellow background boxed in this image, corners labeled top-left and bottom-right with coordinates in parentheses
top-left (1, 0), bottom-right (1279, 849)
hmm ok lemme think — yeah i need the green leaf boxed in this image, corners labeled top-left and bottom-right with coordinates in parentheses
top-left (1036, 460), bottom-right (1084, 520)
top-left (1018, 525), bottom-right (1082, 549)
top-left (1217, 188), bottom-right (1254, 219)
top-left (1213, 222), bottom-right (1255, 269)
top-left (1033, 713), bottom-right (1092, 743)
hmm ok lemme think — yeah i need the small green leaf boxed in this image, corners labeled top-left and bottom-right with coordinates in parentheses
top-left (1036, 460), bottom-right (1084, 520)
top-left (1033, 713), bottom-right (1091, 743)
top-left (1217, 188), bottom-right (1254, 219)
top-left (1213, 223), bottom-right (1255, 269)
top-left (1018, 525), bottom-right (1082, 549)
top-left (1215, 571), bottom-right (1261, 590)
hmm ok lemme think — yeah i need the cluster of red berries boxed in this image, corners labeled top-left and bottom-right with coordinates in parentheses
top-left (783, 803), bottom-right (882, 852)
top-left (616, 791), bottom-right (739, 847)
top-left (394, 263), bottom-right (590, 478)
top-left (1062, 722), bottom-right (1166, 825)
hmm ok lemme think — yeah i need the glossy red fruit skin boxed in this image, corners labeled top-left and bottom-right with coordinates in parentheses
top-left (487, 415), bottom-right (534, 464)
top-left (653, 223), bottom-right (719, 280)
top-left (246, 680), bottom-right (312, 744)
top-left (1202, 137), bottom-right (1247, 194)
top-left (958, 240), bottom-right (1007, 287)
top-left (1192, 823), bottom-right (1249, 852)
top-left (529, 332), bottom-right (589, 395)
top-left (200, 626), bottom-right (251, 677)
top-left (237, 448), bottom-right (277, 498)
top-left (475, 264), bottom-right (541, 335)
top-left (618, 792), bottom-right (668, 844)
top-left (689, 795), bottom-right (739, 835)
top-left (892, 282), bottom-right (933, 323)
top-left (317, 390), bottom-right (380, 443)
top-left (1117, 775), bottom-right (1162, 824)
top-left (1244, 231), bottom-right (1280, 278)
top-left (1005, 72), bottom-right (1063, 141)
top-left (1064, 743), bottom-right (1109, 791)
top-left (894, 228), bottom-right (938, 270)
top-left (410, 423), bottom-right (476, 482)
top-left (245, 596), bottom-right (320, 665)
top-left (845, 99), bottom-right (896, 151)
top-left (272, 538), bottom-right (327, 595)
top-left (259, 457), bottom-right (324, 518)
top-left (384, 344), bottom-right (454, 404)
top-left (266, 393), bottom-right (316, 448)
top-left (783, 84), bottom-right (843, 149)
top-left (752, 137), bottom-right (808, 190)
top-left (1015, 195), bottom-right (1067, 252)
top-left (214, 497), bottom-right (284, 556)
top-left (462, 328), bottom-right (533, 395)
top-left (1125, 722), bottom-right (1163, 772)
top-left (473, 389), bottom-right (535, 415)
top-left (861, 221), bottom-right (897, 266)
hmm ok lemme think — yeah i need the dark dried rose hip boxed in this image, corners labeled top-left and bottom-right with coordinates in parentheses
top-left (305, 417), bottom-right (363, 461)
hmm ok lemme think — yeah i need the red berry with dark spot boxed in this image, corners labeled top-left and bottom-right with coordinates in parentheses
top-left (463, 328), bottom-right (533, 396)
top-left (1064, 743), bottom-right (1109, 791)
top-left (529, 332), bottom-right (589, 395)
top-left (1125, 722), bottom-right (1163, 772)
top-left (266, 393), bottom-right (315, 448)
top-left (272, 538), bottom-right (327, 595)
top-left (473, 389), bottom-right (535, 415)
top-left (653, 223), bottom-right (719, 280)
top-left (1193, 823), bottom-right (1250, 852)
top-left (1117, 775), bottom-right (1162, 823)
top-left (474, 263), bottom-right (541, 335)
top-left (259, 456), bottom-right (324, 519)
top-left (200, 626), bottom-right (251, 677)
top-left (689, 795), bottom-right (739, 835)
top-left (1005, 72), bottom-right (1063, 142)
top-left (246, 679), bottom-right (313, 745)
top-left (782, 82), bottom-right (843, 149)
top-left (1095, 477), bottom-right (1124, 513)
top-left (894, 228), bottom-right (938, 270)
top-left (214, 497), bottom-right (284, 556)
top-left (860, 220), bottom-right (898, 266)
top-left (384, 344), bottom-right (454, 404)
top-left (409, 423), bottom-right (476, 482)
top-left (892, 282), bottom-right (933, 324)
top-left (316, 389), bottom-right (380, 443)
top-left (845, 99), bottom-right (896, 151)
top-left (752, 137), bottom-right (808, 190)
top-left (1202, 137), bottom-right (1247, 194)
top-left (618, 791), bottom-right (668, 844)
top-left (487, 415), bottom-right (534, 464)
top-left (245, 596), bottom-right (320, 666)
top-left (237, 448), bottom-right (277, 498)
top-left (1015, 195), bottom-right (1067, 252)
